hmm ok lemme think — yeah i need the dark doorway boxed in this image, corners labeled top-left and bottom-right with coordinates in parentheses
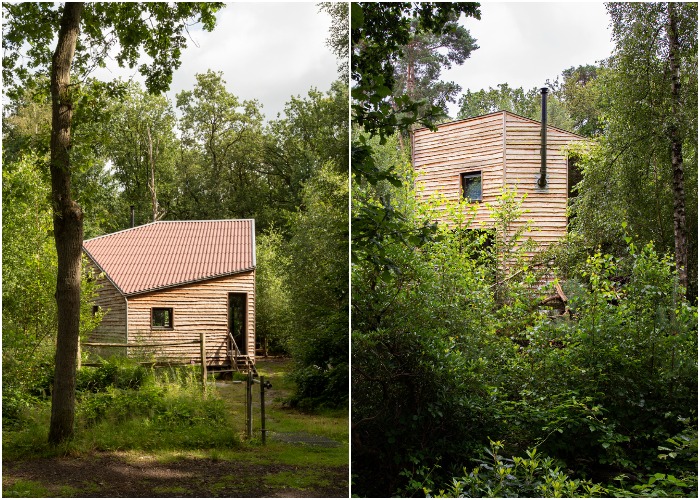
top-left (228, 293), bottom-right (247, 355)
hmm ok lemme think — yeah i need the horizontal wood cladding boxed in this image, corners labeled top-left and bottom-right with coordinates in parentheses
top-left (414, 112), bottom-right (505, 227)
top-left (126, 270), bottom-right (255, 366)
top-left (413, 111), bottom-right (585, 254)
top-left (503, 113), bottom-right (583, 248)
top-left (85, 260), bottom-right (127, 358)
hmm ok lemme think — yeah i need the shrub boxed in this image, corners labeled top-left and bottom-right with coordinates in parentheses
top-left (76, 358), bottom-right (150, 393)
top-left (432, 440), bottom-right (607, 498)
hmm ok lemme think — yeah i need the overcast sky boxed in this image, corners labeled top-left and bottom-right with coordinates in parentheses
top-left (96, 2), bottom-right (340, 121)
top-left (443, 2), bottom-right (615, 117)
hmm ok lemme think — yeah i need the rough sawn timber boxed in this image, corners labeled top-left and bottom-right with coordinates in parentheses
top-left (413, 111), bottom-right (586, 266)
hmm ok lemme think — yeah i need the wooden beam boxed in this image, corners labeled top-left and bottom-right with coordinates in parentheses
top-left (81, 340), bottom-right (199, 347)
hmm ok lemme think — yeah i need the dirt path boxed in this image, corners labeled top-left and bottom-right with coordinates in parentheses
top-left (3, 451), bottom-right (349, 497)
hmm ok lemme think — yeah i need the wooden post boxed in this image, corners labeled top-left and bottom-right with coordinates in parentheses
top-left (260, 375), bottom-right (266, 445)
top-left (200, 332), bottom-right (207, 391)
top-left (246, 370), bottom-right (253, 439)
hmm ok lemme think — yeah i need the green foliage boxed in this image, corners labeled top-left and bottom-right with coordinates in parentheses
top-left (173, 70), bottom-right (265, 222)
top-left (457, 83), bottom-right (575, 133)
top-left (1, 153), bottom-right (102, 425)
top-left (568, 3), bottom-right (699, 295)
top-left (76, 358), bottom-right (150, 393)
top-left (351, 2), bottom-right (481, 142)
top-left (393, 13), bottom-right (478, 118)
top-left (557, 64), bottom-right (605, 137)
top-left (2, 3), bottom-right (224, 96)
top-left (263, 81), bottom-right (349, 233)
top-left (3, 362), bottom-right (236, 457)
top-left (100, 81), bottom-right (179, 226)
top-left (286, 163), bottom-right (349, 409)
top-left (352, 184), bottom-right (548, 496)
top-left (352, 147), bottom-right (697, 496)
top-left (319, 2), bottom-right (349, 80)
top-left (351, 3), bottom-right (480, 279)
top-left (255, 229), bottom-right (293, 355)
top-left (434, 440), bottom-right (607, 498)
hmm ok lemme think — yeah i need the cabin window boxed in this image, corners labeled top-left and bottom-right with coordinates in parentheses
top-left (152, 308), bottom-right (173, 329)
top-left (461, 172), bottom-right (482, 202)
top-left (92, 305), bottom-right (101, 316)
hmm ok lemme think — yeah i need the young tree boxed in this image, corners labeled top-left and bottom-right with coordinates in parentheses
top-left (595, 2), bottom-right (697, 292)
top-left (2, 2), bottom-right (223, 444)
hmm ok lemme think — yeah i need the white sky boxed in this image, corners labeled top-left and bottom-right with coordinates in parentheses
top-left (94, 2), bottom-right (340, 121)
top-left (443, 2), bottom-right (615, 117)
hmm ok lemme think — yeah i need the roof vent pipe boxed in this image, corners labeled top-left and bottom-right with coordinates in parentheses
top-left (130, 205), bottom-right (135, 228)
top-left (538, 87), bottom-right (548, 188)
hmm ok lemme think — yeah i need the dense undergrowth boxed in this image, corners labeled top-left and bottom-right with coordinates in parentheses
top-left (351, 191), bottom-right (698, 497)
top-left (3, 360), bottom-right (238, 458)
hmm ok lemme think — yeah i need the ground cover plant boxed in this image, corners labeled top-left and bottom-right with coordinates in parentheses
top-left (3, 358), bottom-right (349, 497)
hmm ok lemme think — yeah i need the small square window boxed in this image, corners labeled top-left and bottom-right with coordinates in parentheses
top-left (92, 305), bottom-right (101, 316)
top-left (152, 308), bottom-right (173, 329)
top-left (461, 172), bottom-right (482, 202)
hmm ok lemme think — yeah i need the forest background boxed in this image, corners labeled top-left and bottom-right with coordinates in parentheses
top-left (352, 2), bottom-right (697, 497)
top-left (2, 1), bottom-right (349, 450)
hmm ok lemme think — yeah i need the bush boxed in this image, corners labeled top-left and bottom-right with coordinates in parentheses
top-left (432, 439), bottom-right (698, 498)
top-left (77, 358), bottom-right (150, 393)
top-left (432, 440), bottom-right (607, 498)
top-left (2, 386), bottom-right (41, 428)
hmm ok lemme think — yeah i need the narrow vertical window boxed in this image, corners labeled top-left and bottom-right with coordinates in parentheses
top-left (152, 308), bottom-right (173, 329)
top-left (461, 172), bottom-right (482, 202)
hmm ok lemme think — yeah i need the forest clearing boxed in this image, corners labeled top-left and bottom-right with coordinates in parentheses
top-left (3, 358), bottom-right (349, 498)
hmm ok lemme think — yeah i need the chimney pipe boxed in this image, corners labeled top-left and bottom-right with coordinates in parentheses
top-left (538, 87), bottom-right (548, 188)
top-left (130, 205), bottom-right (135, 228)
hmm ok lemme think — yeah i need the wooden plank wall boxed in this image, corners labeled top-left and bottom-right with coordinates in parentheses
top-left (503, 113), bottom-right (585, 252)
top-left (413, 112), bottom-right (505, 226)
top-left (126, 271), bottom-right (255, 366)
top-left (85, 260), bottom-right (128, 358)
top-left (413, 111), bottom-right (585, 255)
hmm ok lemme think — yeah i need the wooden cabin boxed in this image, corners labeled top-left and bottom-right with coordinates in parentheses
top-left (412, 108), bottom-right (585, 256)
top-left (83, 219), bottom-right (256, 371)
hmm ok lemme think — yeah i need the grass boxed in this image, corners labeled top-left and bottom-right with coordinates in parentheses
top-left (3, 480), bottom-right (50, 498)
top-left (2, 358), bottom-right (349, 497)
top-left (264, 469), bottom-right (333, 489)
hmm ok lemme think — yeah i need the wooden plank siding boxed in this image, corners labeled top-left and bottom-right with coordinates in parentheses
top-left (85, 261), bottom-right (128, 358)
top-left (413, 112), bottom-right (505, 228)
top-left (126, 270), bottom-right (256, 366)
top-left (503, 113), bottom-right (584, 252)
top-left (413, 111), bottom-right (585, 256)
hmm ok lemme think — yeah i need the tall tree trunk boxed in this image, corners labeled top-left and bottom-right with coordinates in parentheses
top-left (48, 1), bottom-right (84, 445)
top-left (667, 2), bottom-right (688, 291)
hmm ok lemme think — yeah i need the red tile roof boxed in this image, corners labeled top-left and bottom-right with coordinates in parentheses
top-left (83, 220), bottom-right (255, 295)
